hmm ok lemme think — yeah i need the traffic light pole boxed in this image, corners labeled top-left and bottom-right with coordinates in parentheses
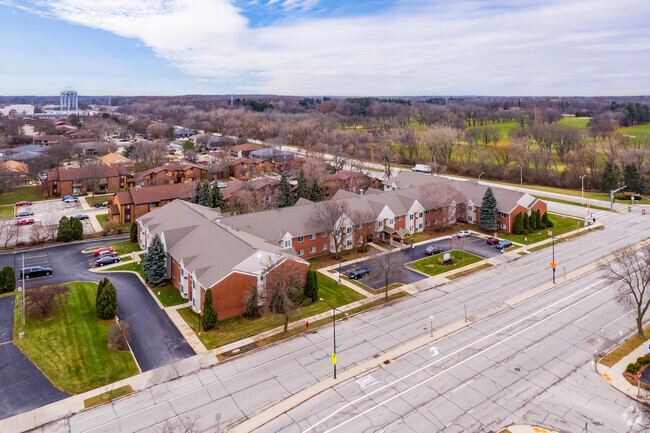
top-left (552, 234), bottom-right (555, 284)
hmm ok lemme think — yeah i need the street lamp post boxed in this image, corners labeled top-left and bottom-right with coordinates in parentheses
top-left (550, 231), bottom-right (556, 284)
top-left (517, 165), bottom-right (522, 186)
top-left (320, 298), bottom-right (348, 379)
top-left (411, 237), bottom-right (414, 261)
top-left (338, 257), bottom-right (343, 283)
top-left (479, 172), bottom-right (485, 181)
top-left (579, 175), bottom-right (586, 206)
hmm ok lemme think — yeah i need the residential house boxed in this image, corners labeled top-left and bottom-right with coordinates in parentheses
top-left (0, 160), bottom-right (29, 186)
top-left (100, 153), bottom-right (133, 167)
top-left (230, 143), bottom-right (262, 158)
top-left (321, 170), bottom-right (382, 199)
top-left (43, 165), bottom-right (130, 197)
top-left (110, 182), bottom-right (197, 225)
top-left (226, 158), bottom-right (274, 179)
top-left (126, 163), bottom-right (208, 188)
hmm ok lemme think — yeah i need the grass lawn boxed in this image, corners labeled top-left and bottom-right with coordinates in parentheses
top-left (0, 186), bottom-right (47, 205)
top-left (619, 124), bottom-right (650, 136)
top-left (600, 324), bottom-right (650, 367)
top-left (558, 117), bottom-right (590, 129)
top-left (179, 273), bottom-right (365, 349)
top-left (153, 285), bottom-right (187, 307)
top-left (84, 385), bottom-right (133, 409)
top-left (83, 240), bottom-right (141, 255)
top-left (308, 246), bottom-right (379, 270)
top-left (87, 194), bottom-right (115, 207)
top-left (536, 195), bottom-right (611, 212)
top-left (13, 282), bottom-right (139, 394)
top-left (96, 214), bottom-right (109, 227)
top-left (496, 214), bottom-right (580, 245)
top-left (410, 250), bottom-right (482, 276)
top-left (99, 261), bottom-right (145, 280)
top-left (0, 205), bottom-right (14, 220)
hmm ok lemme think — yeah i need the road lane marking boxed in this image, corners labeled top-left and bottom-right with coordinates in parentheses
top-left (601, 310), bottom-right (633, 332)
top-left (523, 342), bottom-right (540, 353)
top-left (573, 315), bottom-right (589, 324)
top-left (451, 379), bottom-right (474, 393)
top-left (306, 278), bottom-right (612, 433)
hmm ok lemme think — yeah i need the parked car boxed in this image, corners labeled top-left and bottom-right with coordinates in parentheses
top-left (98, 250), bottom-right (118, 258)
top-left (457, 230), bottom-right (471, 238)
top-left (486, 237), bottom-right (500, 245)
top-left (16, 210), bottom-right (34, 217)
top-left (495, 240), bottom-right (513, 250)
top-left (20, 266), bottom-right (53, 279)
top-left (425, 245), bottom-right (444, 255)
top-left (15, 201), bottom-right (32, 206)
top-left (62, 195), bottom-right (78, 202)
top-left (95, 256), bottom-right (121, 267)
top-left (217, 180), bottom-right (228, 188)
top-left (347, 268), bottom-right (370, 279)
top-left (93, 247), bottom-right (116, 256)
top-left (73, 214), bottom-right (89, 220)
top-left (15, 219), bottom-right (35, 225)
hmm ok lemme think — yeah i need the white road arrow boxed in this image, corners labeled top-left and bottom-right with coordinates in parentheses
top-left (429, 346), bottom-right (439, 357)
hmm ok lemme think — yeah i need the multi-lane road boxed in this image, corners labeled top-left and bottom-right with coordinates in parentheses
top-left (26, 199), bottom-right (650, 432)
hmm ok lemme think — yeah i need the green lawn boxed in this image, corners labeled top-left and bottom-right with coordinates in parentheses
top-left (536, 195), bottom-right (611, 212)
top-left (83, 240), bottom-right (141, 255)
top-left (410, 251), bottom-right (482, 276)
top-left (0, 186), bottom-right (46, 205)
top-left (99, 261), bottom-right (145, 280)
top-left (619, 124), bottom-right (650, 136)
top-left (84, 385), bottom-right (133, 409)
top-left (96, 213), bottom-right (130, 232)
top-left (153, 285), bottom-right (187, 307)
top-left (497, 213), bottom-right (581, 245)
top-left (179, 273), bottom-right (365, 349)
top-left (558, 117), bottom-right (590, 129)
top-left (13, 282), bottom-right (139, 394)
top-left (0, 205), bottom-right (14, 220)
top-left (87, 194), bottom-right (115, 207)
top-left (96, 214), bottom-right (109, 227)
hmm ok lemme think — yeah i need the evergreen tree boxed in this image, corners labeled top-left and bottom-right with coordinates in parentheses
top-left (601, 162), bottom-right (621, 192)
top-left (624, 164), bottom-right (642, 194)
top-left (143, 234), bottom-right (167, 286)
top-left (71, 218), bottom-right (83, 240)
top-left (245, 286), bottom-right (261, 318)
top-left (0, 267), bottom-right (6, 294)
top-left (542, 212), bottom-right (553, 228)
top-left (309, 179), bottom-right (322, 202)
top-left (96, 277), bottom-right (108, 306)
top-left (535, 209), bottom-right (543, 229)
top-left (304, 270), bottom-right (319, 303)
top-left (197, 182), bottom-right (210, 206)
top-left (296, 169), bottom-right (308, 200)
top-left (202, 289), bottom-right (217, 330)
top-left (278, 173), bottom-right (293, 207)
top-left (523, 213), bottom-right (531, 234)
top-left (513, 213), bottom-right (524, 234)
top-left (57, 216), bottom-right (73, 242)
top-left (130, 222), bottom-right (138, 243)
top-left (96, 280), bottom-right (117, 320)
top-left (3, 266), bottom-right (15, 293)
top-left (208, 184), bottom-right (225, 209)
top-left (479, 187), bottom-right (499, 232)
top-left (529, 209), bottom-right (538, 230)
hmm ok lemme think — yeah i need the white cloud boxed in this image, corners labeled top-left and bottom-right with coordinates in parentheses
top-left (15, 0), bottom-right (650, 95)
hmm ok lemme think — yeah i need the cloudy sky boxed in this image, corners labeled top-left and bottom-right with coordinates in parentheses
top-left (0, 0), bottom-right (648, 96)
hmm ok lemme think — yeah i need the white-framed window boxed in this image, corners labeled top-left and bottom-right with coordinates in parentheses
top-left (501, 224), bottom-right (507, 229)
top-left (346, 240), bottom-right (352, 246)
top-left (358, 236), bottom-right (362, 242)
top-left (310, 246), bottom-right (316, 253)
top-left (322, 244), bottom-right (328, 250)
top-left (298, 249), bottom-right (304, 256)
top-left (468, 215), bottom-right (473, 222)
top-left (434, 208), bottom-right (438, 213)
top-left (434, 219), bottom-right (438, 224)
top-left (346, 227), bottom-right (352, 234)
top-left (426, 221), bottom-right (430, 226)
top-left (500, 212), bottom-right (508, 218)
top-left (397, 216), bottom-right (402, 221)
top-left (418, 212), bottom-right (423, 218)
top-left (358, 223), bottom-right (363, 230)
top-left (419, 223), bottom-right (423, 229)
top-left (298, 236), bottom-right (304, 242)
top-left (468, 205), bottom-right (473, 211)
top-left (377, 220), bottom-right (383, 227)
top-left (409, 225), bottom-right (414, 231)
top-left (389, 218), bottom-right (394, 224)
top-left (284, 239), bottom-right (291, 248)
top-left (310, 234), bottom-right (316, 240)
top-left (321, 231), bottom-right (327, 237)
top-left (426, 210), bottom-right (430, 215)
top-left (409, 214), bottom-right (414, 220)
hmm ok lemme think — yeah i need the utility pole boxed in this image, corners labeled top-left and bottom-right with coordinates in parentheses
top-left (610, 185), bottom-right (626, 211)
top-left (20, 254), bottom-right (25, 337)
top-left (579, 175), bottom-right (586, 206)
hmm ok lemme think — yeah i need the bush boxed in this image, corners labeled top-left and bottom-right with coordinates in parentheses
top-left (96, 281), bottom-right (117, 320)
top-left (2, 266), bottom-right (16, 293)
top-left (637, 356), bottom-right (650, 365)
top-left (542, 212), bottom-right (553, 228)
top-left (304, 270), bottom-right (319, 303)
top-left (626, 362), bottom-right (642, 374)
top-left (25, 284), bottom-right (69, 319)
top-left (513, 213), bottom-right (524, 235)
top-left (71, 218), bottom-right (83, 240)
top-left (107, 321), bottom-right (130, 351)
top-left (244, 286), bottom-right (261, 318)
top-left (202, 289), bottom-right (217, 330)
top-left (130, 223), bottom-right (138, 243)
top-left (57, 216), bottom-right (73, 242)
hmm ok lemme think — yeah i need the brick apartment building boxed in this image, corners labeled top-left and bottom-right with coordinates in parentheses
top-left (126, 163), bottom-right (208, 188)
top-left (110, 182), bottom-right (196, 225)
top-left (43, 165), bottom-right (130, 197)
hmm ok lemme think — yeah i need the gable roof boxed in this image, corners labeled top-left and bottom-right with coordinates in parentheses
top-left (100, 153), bottom-right (132, 165)
top-left (231, 143), bottom-right (262, 153)
top-left (47, 165), bottom-right (129, 182)
top-left (128, 182), bottom-right (197, 205)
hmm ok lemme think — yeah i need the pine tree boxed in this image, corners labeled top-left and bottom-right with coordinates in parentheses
top-left (202, 289), bottom-right (217, 330)
top-left (197, 182), bottom-right (210, 206)
top-left (513, 213), bottom-right (524, 234)
top-left (209, 183), bottom-right (224, 209)
top-left (624, 164), bottom-right (641, 194)
top-left (0, 267), bottom-right (5, 294)
top-left (96, 281), bottom-right (117, 320)
top-left (309, 179), bottom-right (322, 202)
top-left (130, 222), bottom-right (138, 243)
top-left (304, 270), bottom-right (319, 303)
top-left (523, 213), bottom-right (531, 234)
top-left (529, 209), bottom-right (538, 231)
top-left (96, 277), bottom-right (108, 306)
top-left (296, 169), bottom-right (308, 199)
top-left (143, 234), bottom-right (167, 286)
top-left (542, 212), bottom-right (553, 228)
top-left (245, 286), bottom-right (261, 318)
top-left (57, 216), bottom-right (73, 242)
top-left (278, 173), bottom-right (293, 207)
top-left (479, 187), bottom-right (498, 232)
top-left (71, 218), bottom-right (83, 240)
top-left (535, 209), bottom-right (543, 229)
top-left (601, 162), bottom-right (621, 192)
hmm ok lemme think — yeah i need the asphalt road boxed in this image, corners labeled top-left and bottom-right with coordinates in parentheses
top-left (0, 296), bottom-right (68, 420)
top-left (0, 238), bottom-right (194, 420)
top-left (340, 235), bottom-right (501, 290)
top-left (46, 202), bottom-right (650, 433)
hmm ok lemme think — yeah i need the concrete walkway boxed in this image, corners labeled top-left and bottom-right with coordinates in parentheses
top-left (504, 425), bottom-right (559, 433)
top-left (597, 339), bottom-right (650, 403)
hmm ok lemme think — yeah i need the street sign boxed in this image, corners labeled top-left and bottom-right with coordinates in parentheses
top-left (548, 231), bottom-right (553, 236)
top-left (331, 353), bottom-right (337, 365)
top-left (335, 344), bottom-right (341, 349)
top-left (638, 371), bottom-right (642, 380)
top-left (644, 209), bottom-right (646, 215)
top-left (443, 253), bottom-right (451, 262)
top-left (550, 261), bottom-right (557, 268)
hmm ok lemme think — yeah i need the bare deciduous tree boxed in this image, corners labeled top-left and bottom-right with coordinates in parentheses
top-left (25, 284), bottom-right (69, 319)
top-left (313, 200), bottom-right (351, 259)
top-left (261, 258), bottom-right (306, 334)
top-left (421, 125), bottom-right (462, 165)
top-left (372, 251), bottom-right (403, 300)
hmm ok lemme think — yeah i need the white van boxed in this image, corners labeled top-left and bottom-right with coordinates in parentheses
top-left (412, 164), bottom-right (432, 173)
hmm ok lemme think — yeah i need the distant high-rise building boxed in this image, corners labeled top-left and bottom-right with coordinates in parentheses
top-left (60, 89), bottom-right (78, 111)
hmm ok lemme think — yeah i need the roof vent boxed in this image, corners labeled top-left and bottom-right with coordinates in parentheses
top-left (216, 219), bottom-right (220, 224)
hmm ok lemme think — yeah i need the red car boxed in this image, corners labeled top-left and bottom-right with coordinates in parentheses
top-left (16, 219), bottom-right (35, 225)
top-left (93, 247), bottom-right (116, 256)
top-left (15, 201), bottom-right (32, 206)
top-left (486, 237), bottom-right (500, 245)
top-left (239, 177), bottom-right (250, 181)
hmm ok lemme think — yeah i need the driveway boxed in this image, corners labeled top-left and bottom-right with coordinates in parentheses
top-left (0, 239), bottom-right (195, 373)
top-left (340, 235), bottom-right (501, 290)
top-left (0, 296), bottom-right (68, 420)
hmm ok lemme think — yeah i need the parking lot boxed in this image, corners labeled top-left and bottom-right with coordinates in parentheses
top-left (339, 234), bottom-right (503, 291)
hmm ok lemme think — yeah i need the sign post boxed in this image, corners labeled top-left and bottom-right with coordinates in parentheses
top-left (549, 231), bottom-right (555, 284)
top-left (430, 315), bottom-right (434, 338)
top-left (638, 371), bottom-right (642, 397)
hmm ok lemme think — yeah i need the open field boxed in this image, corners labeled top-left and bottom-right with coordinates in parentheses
top-left (13, 282), bottom-right (139, 394)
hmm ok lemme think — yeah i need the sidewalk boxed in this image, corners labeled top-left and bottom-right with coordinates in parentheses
top-left (597, 340), bottom-right (650, 403)
top-left (78, 196), bottom-right (105, 233)
top-left (503, 425), bottom-right (559, 433)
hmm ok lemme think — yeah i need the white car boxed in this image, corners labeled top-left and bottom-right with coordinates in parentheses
top-left (217, 180), bottom-right (228, 188)
top-left (457, 230), bottom-right (472, 238)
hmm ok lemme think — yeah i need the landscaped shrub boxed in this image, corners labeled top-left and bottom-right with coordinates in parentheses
top-left (0, 266), bottom-right (15, 293)
top-left (244, 286), bottom-right (261, 318)
top-left (626, 362), bottom-right (642, 374)
top-left (143, 234), bottom-right (166, 286)
top-left (202, 290), bottom-right (217, 330)
top-left (522, 213), bottom-right (531, 234)
top-left (71, 218), bottom-right (83, 240)
top-left (304, 270), bottom-right (319, 303)
top-left (96, 281), bottom-right (117, 320)
top-left (513, 213), bottom-right (524, 234)
top-left (637, 356), bottom-right (650, 365)
top-left (130, 222), bottom-right (138, 243)
top-left (57, 216), bottom-right (73, 242)
top-left (542, 212), bottom-right (553, 228)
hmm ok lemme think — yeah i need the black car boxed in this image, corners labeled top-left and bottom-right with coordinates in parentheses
top-left (425, 245), bottom-right (444, 255)
top-left (495, 240), bottom-right (513, 250)
top-left (16, 210), bottom-right (34, 217)
top-left (20, 266), bottom-right (53, 279)
top-left (95, 256), bottom-right (121, 267)
top-left (347, 267), bottom-right (370, 279)
top-left (73, 214), bottom-right (89, 220)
